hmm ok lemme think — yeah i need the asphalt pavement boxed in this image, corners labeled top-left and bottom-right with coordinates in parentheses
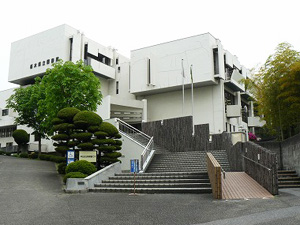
top-left (1, 155), bottom-right (300, 225)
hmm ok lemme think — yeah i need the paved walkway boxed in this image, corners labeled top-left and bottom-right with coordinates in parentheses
top-left (222, 172), bottom-right (273, 200)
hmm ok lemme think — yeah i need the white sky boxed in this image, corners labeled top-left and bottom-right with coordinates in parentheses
top-left (1, 0), bottom-right (299, 92)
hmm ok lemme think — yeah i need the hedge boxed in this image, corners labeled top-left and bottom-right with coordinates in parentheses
top-left (99, 122), bottom-right (118, 136)
top-left (65, 160), bottom-right (96, 175)
top-left (57, 107), bottom-right (81, 122)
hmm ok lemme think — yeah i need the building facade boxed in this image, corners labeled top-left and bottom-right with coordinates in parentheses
top-left (0, 24), bottom-right (264, 152)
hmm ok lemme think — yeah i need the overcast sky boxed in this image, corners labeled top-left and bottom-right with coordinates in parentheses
top-left (1, 0), bottom-right (299, 92)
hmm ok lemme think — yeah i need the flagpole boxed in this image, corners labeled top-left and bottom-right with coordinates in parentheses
top-left (190, 64), bottom-right (195, 136)
top-left (181, 59), bottom-right (185, 115)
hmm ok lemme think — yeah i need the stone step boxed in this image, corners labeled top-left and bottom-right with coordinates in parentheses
top-left (102, 178), bottom-right (210, 183)
top-left (278, 180), bottom-right (300, 185)
top-left (278, 177), bottom-right (300, 181)
top-left (109, 174), bottom-right (208, 180)
top-left (279, 184), bottom-right (300, 189)
top-left (278, 173), bottom-right (299, 178)
top-left (278, 170), bottom-right (296, 174)
top-left (115, 172), bottom-right (207, 176)
top-left (95, 183), bottom-right (211, 188)
top-left (89, 187), bottom-right (212, 194)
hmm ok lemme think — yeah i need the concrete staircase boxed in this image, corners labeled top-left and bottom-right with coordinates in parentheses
top-left (89, 172), bottom-right (212, 194)
top-left (278, 170), bottom-right (300, 188)
top-left (145, 150), bottom-right (231, 173)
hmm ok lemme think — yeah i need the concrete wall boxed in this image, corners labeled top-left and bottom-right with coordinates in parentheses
top-left (141, 84), bottom-right (226, 133)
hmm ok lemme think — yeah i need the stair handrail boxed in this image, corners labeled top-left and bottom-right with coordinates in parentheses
top-left (140, 136), bottom-right (154, 171)
top-left (116, 118), bottom-right (151, 140)
top-left (242, 155), bottom-right (272, 171)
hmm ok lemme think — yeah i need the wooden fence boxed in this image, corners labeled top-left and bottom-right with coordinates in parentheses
top-left (207, 153), bottom-right (222, 199)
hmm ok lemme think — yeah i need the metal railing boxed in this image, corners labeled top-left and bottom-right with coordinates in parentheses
top-left (116, 118), bottom-right (151, 143)
top-left (140, 137), bottom-right (154, 171)
top-left (242, 155), bottom-right (272, 171)
top-left (115, 118), bottom-right (154, 172)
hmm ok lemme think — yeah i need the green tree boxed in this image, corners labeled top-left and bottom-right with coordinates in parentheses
top-left (7, 79), bottom-right (47, 156)
top-left (39, 60), bottom-right (102, 134)
top-left (247, 43), bottom-right (300, 140)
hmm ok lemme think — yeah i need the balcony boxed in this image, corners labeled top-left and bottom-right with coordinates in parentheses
top-left (226, 105), bottom-right (241, 118)
top-left (248, 117), bottom-right (266, 127)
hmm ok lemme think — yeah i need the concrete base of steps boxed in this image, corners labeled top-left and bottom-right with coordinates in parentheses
top-left (89, 187), bottom-right (212, 194)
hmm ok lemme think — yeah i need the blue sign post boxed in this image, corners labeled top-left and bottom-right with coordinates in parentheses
top-left (67, 150), bottom-right (75, 165)
top-left (130, 159), bottom-right (139, 173)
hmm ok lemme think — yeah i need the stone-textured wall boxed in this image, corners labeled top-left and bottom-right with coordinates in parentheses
top-left (243, 142), bottom-right (278, 195)
top-left (281, 133), bottom-right (300, 175)
top-left (257, 141), bottom-right (282, 169)
top-left (227, 142), bottom-right (244, 172)
top-left (142, 116), bottom-right (210, 152)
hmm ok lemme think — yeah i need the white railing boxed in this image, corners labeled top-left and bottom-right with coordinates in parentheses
top-left (115, 118), bottom-right (155, 172)
top-left (140, 137), bottom-right (154, 171)
top-left (116, 118), bottom-right (151, 143)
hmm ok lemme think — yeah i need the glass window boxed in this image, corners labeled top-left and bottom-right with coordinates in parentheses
top-left (2, 109), bottom-right (9, 116)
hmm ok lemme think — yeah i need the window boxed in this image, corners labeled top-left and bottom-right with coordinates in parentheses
top-left (43, 61), bottom-right (45, 66)
top-left (0, 126), bottom-right (16, 138)
top-left (69, 37), bottom-right (73, 61)
top-left (38, 62), bottom-right (41, 67)
top-left (147, 58), bottom-right (151, 84)
top-left (2, 109), bottom-right (8, 116)
top-left (30, 64), bottom-right (33, 69)
top-left (51, 58), bottom-right (54, 63)
top-left (118, 67), bottom-right (121, 73)
top-left (34, 63), bottom-right (37, 68)
top-left (56, 57), bottom-right (59, 62)
top-left (47, 59), bottom-right (50, 64)
top-left (116, 58), bottom-right (119, 65)
top-left (116, 81), bottom-right (119, 94)
top-left (34, 133), bottom-right (39, 142)
top-left (213, 48), bottom-right (219, 75)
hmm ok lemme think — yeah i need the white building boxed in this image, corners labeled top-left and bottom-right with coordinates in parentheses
top-left (0, 24), bottom-right (264, 154)
top-left (130, 33), bottom-right (264, 135)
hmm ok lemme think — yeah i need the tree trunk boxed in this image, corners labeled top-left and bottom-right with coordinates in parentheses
top-left (38, 135), bottom-right (42, 158)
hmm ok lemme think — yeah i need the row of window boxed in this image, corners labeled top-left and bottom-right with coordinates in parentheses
top-left (0, 126), bottom-right (16, 138)
top-left (30, 57), bottom-right (60, 69)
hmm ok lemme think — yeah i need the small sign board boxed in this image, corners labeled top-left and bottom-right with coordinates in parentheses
top-left (130, 159), bottom-right (139, 173)
top-left (67, 150), bottom-right (75, 165)
top-left (79, 151), bottom-right (97, 162)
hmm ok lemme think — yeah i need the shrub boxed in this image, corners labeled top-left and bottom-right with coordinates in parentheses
top-left (49, 155), bottom-right (66, 163)
top-left (73, 111), bottom-right (102, 127)
top-left (5, 152), bottom-right (11, 156)
top-left (77, 142), bottom-right (94, 150)
top-left (19, 153), bottom-right (28, 158)
top-left (97, 146), bottom-right (117, 152)
top-left (99, 122), bottom-right (119, 136)
top-left (51, 134), bottom-right (69, 141)
top-left (105, 152), bottom-right (122, 158)
top-left (70, 133), bottom-right (93, 141)
top-left (12, 129), bottom-right (29, 145)
top-left (57, 107), bottom-right (81, 122)
top-left (0, 150), bottom-right (5, 155)
top-left (29, 152), bottom-right (38, 159)
top-left (55, 146), bottom-right (69, 154)
top-left (58, 162), bottom-right (67, 174)
top-left (92, 139), bottom-right (116, 145)
top-left (115, 140), bottom-right (122, 146)
top-left (63, 172), bottom-right (87, 183)
top-left (52, 117), bottom-right (64, 125)
top-left (65, 160), bottom-right (97, 175)
top-left (53, 123), bottom-right (70, 132)
top-left (94, 131), bottom-right (108, 138)
top-left (39, 154), bottom-right (51, 161)
top-left (114, 133), bottom-right (122, 139)
top-left (67, 141), bottom-right (78, 147)
top-left (87, 126), bottom-right (100, 133)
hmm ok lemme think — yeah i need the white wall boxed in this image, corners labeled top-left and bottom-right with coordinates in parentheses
top-left (143, 83), bottom-right (225, 134)
top-left (130, 33), bottom-right (219, 94)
